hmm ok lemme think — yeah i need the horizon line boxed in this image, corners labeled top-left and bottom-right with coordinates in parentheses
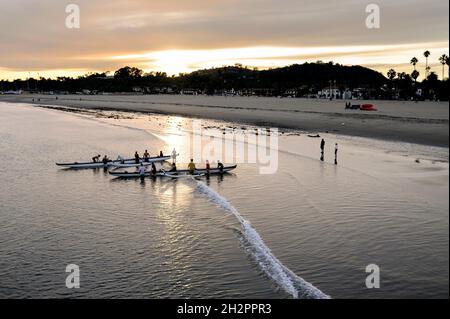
top-left (1, 61), bottom-right (449, 82)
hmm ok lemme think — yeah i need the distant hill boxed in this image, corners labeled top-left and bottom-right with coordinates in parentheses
top-left (178, 63), bottom-right (387, 91)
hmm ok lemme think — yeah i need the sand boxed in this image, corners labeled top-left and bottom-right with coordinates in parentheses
top-left (1, 93), bottom-right (448, 147)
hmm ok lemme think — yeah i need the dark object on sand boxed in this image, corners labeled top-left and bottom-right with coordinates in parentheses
top-left (345, 102), bottom-right (361, 110)
top-left (345, 102), bottom-right (377, 111)
top-left (308, 134), bottom-right (321, 138)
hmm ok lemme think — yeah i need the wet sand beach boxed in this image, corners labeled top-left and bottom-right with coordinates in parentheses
top-left (1, 94), bottom-right (448, 147)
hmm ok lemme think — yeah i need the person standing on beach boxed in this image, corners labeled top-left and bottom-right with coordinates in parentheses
top-left (334, 143), bottom-right (338, 165)
top-left (320, 139), bottom-right (325, 161)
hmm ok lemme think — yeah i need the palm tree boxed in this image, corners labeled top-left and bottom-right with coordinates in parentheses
top-left (423, 51), bottom-right (430, 77)
top-left (411, 70), bottom-right (420, 83)
top-left (439, 54), bottom-right (448, 79)
top-left (410, 57), bottom-right (418, 71)
top-left (387, 69), bottom-right (397, 81)
top-left (387, 69), bottom-right (397, 91)
top-left (397, 72), bottom-right (407, 80)
top-left (446, 55), bottom-right (450, 79)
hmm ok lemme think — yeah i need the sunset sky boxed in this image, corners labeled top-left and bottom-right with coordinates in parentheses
top-left (0, 0), bottom-right (448, 80)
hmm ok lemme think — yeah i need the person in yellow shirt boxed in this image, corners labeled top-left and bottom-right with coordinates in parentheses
top-left (187, 159), bottom-right (196, 174)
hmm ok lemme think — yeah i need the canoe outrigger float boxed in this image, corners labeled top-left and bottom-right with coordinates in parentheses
top-left (109, 165), bottom-right (237, 178)
top-left (56, 156), bottom-right (171, 169)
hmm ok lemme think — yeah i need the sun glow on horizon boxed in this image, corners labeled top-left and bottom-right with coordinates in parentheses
top-left (1, 42), bottom-right (448, 81)
top-left (111, 42), bottom-right (450, 79)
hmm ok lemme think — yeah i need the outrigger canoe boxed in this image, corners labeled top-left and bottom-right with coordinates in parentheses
top-left (56, 156), bottom-right (171, 169)
top-left (109, 157), bottom-right (171, 168)
top-left (109, 165), bottom-right (237, 178)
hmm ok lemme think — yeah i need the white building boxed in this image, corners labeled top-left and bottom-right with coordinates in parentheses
top-left (342, 89), bottom-right (352, 100)
top-left (318, 88), bottom-right (341, 99)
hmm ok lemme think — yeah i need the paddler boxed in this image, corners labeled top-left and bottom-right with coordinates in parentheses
top-left (188, 159), bottom-right (196, 175)
top-left (205, 160), bottom-right (211, 175)
top-left (102, 155), bottom-right (110, 165)
top-left (134, 151), bottom-right (140, 164)
top-left (171, 148), bottom-right (178, 164)
top-left (116, 155), bottom-right (125, 164)
top-left (217, 160), bottom-right (224, 173)
top-left (159, 150), bottom-right (164, 157)
top-left (92, 154), bottom-right (101, 163)
top-left (138, 163), bottom-right (146, 176)
top-left (143, 150), bottom-right (150, 162)
top-left (169, 162), bottom-right (177, 172)
top-left (151, 162), bottom-right (157, 175)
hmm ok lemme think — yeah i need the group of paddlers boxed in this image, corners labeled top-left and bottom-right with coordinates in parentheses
top-left (187, 159), bottom-right (224, 174)
top-left (92, 149), bottom-right (174, 165)
top-left (92, 154), bottom-right (110, 165)
top-left (136, 158), bottom-right (225, 176)
top-left (132, 149), bottom-right (168, 164)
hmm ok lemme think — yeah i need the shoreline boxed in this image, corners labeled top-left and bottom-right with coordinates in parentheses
top-left (1, 94), bottom-right (448, 147)
top-left (22, 103), bottom-right (450, 164)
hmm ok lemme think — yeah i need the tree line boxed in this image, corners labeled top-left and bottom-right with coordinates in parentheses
top-left (385, 52), bottom-right (449, 100)
top-left (1, 60), bottom-right (448, 100)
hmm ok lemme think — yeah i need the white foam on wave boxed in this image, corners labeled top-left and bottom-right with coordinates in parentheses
top-left (195, 180), bottom-right (330, 299)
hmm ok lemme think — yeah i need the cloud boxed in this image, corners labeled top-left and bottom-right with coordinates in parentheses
top-left (0, 0), bottom-right (448, 79)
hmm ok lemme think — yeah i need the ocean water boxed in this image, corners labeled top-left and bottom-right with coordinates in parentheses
top-left (0, 102), bottom-right (448, 298)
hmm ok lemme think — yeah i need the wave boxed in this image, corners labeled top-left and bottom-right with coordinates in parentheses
top-left (195, 180), bottom-right (330, 299)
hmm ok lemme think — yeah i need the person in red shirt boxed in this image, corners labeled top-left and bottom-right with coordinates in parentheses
top-left (205, 160), bottom-right (211, 175)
